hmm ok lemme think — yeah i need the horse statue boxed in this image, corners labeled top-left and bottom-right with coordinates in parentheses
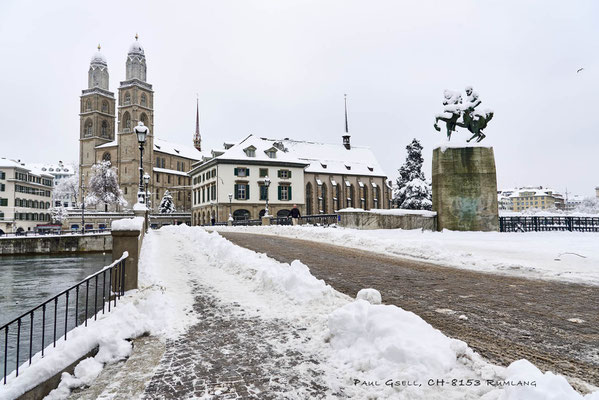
top-left (433, 87), bottom-right (494, 142)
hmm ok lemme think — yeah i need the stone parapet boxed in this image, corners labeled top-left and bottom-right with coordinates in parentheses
top-left (338, 209), bottom-right (437, 230)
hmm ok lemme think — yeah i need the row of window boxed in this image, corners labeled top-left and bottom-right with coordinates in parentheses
top-left (15, 173), bottom-right (53, 186)
top-left (84, 120), bottom-right (111, 138)
top-left (516, 201), bottom-right (545, 206)
top-left (13, 213), bottom-right (52, 221)
top-left (243, 146), bottom-right (278, 159)
top-left (15, 185), bottom-right (51, 197)
top-left (85, 99), bottom-right (111, 113)
top-left (194, 184), bottom-right (217, 205)
top-left (305, 183), bottom-right (382, 214)
top-left (232, 184), bottom-right (292, 201)
top-left (155, 173), bottom-right (190, 186)
top-left (193, 169), bottom-right (216, 185)
top-left (15, 199), bottom-right (51, 209)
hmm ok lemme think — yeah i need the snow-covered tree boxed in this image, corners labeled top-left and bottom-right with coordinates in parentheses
top-left (394, 139), bottom-right (432, 210)
top-left (54, 166), bottom-right (80, 207)
top-left (574, 197), bottom-right (599, 214)
top-left (85, 161), bottom-right (127, 212)
top-left (49, 206), bottom-right (69, 224)
top-left (159, 190), bottom-right (176, 214)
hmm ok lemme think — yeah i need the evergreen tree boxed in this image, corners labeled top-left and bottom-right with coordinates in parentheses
top-left (394, 139), bottom-right (432, 210)
top-left (159, 190), bottom-right (176, 214)
top-left (85, 161), bottom-right (127, 212)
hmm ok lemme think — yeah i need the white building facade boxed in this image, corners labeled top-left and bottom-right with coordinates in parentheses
top-left (0, 158), bottom-right (54, 234)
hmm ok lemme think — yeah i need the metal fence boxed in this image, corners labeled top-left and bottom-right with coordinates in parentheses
top-left (499, 216), bottom-right (599, 232)
top-left (0, 229), bottom-right (111, 238)
top-left (0, 253), bottom-right (128, 384)
top-left (299, 214), bottom-right (339, 226)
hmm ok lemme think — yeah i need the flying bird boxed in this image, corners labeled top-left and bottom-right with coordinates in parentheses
top-left (577, 68), bottom-right (584, 73)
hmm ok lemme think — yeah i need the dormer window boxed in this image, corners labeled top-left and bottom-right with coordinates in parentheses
top-left (320, 163), bottom-right (327, 169)
top-left (345, 164), bottom-right (351, 170)
top-left (265, 147), bottom-right (278, 159)
top-left (244, 146), bottom-right (257, 157)
top-left (367, 166), bottom-right (374, 172)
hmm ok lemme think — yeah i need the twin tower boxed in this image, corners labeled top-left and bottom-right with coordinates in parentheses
top-left (78, 36), bottom-right (156, 206)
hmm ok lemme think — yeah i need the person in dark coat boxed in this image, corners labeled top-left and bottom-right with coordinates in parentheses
top-left (289, 204), bottom-right (301, 219)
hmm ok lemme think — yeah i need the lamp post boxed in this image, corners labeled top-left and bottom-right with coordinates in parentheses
top-left (80, 185), bottom-right (86, 235)
top-left (143, 173), bottom-right (150, 232)
top-left (264, 176), bottom-right (271, 217)
top-left (134, 121), bottom-right (149, 205)
top-left (228, 193), bottom-right (233, 221)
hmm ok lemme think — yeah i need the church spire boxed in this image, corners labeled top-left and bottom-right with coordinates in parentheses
top-left (193, 96), bottom-right (202, 151)
top-left (343, 94), bottom-right (351, 149)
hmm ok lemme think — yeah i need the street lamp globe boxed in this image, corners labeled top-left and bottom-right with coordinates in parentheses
top-left (135, 121), bottom-right (148, 144)
top-left (143, 173), bottom-right (150, 185)
top-left (264, 176), bottom-right (271, 188)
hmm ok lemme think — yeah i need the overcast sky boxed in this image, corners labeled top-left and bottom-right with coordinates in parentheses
top-left (1, 0), bottom-right (597, 196)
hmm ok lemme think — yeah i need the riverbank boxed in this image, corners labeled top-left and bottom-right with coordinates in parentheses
top-left (0, 233), bottom-right (112, 256)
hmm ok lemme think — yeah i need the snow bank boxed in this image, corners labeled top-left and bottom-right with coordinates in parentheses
top-left (356, 288), bottom-right (382, 304)
top-left (338, 207), bottom-right (437, 217)
top-left (111, 216), bottom-right (144, 231)
top-left (212, 225), bottom-right (599, 285)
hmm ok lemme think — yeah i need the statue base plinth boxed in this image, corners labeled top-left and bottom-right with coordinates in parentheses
top-left (432, 146), bottom-right (499, 232)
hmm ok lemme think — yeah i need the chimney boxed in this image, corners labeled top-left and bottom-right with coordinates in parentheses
top-left (343, 135), bottom-right (351, 150)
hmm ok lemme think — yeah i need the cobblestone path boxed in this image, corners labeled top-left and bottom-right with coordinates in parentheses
top-left (142, 281), bottom-right (333, 399)
top-left (220, 232), bottom-right (599, 391)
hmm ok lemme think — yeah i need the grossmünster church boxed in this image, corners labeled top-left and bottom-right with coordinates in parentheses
top-left (79, 36), bottom-right (206, 211)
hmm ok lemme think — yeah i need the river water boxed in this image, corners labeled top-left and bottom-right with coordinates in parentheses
top-left (0, 253), bottom-right (113, 379)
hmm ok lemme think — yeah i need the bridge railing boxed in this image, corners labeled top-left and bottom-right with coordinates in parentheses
top-left (499, 216), bottom-right (599, 232)
top-left (0, 252), bottom-right (128, 385)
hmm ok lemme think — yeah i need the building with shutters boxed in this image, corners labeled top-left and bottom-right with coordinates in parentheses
top-left (0, 158), bottom-right (54, 234)
top-left (189, 134), bottom-right (392, 224)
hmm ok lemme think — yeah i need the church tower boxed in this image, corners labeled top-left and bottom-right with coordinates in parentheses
top-left (116, 34), bottom-right (155, 207)
top-left (79, 45), bottom-right (116, 196)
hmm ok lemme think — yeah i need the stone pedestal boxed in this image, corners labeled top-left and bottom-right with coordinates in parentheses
top-left (432, 146), bottom-right (499, 231)
top-left (261, 216), bottom-right (271, 226)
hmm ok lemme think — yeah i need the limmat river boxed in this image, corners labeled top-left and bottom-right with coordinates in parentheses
top-left (0, 252), bottom-right (113, 379)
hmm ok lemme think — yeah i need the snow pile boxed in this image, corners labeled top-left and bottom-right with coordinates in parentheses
top-left (133, 202), bottom-right (148, 211)
top-left (212, 225), bottom-right (599, 285)
top-left (164, 225), bottom-right (339, 305)
top-left (338, 207), bottom-right (437, 217)
top-left (356, 288), bottom-right (382, 304)
top-left (111, 216), bottom-right (144, 231)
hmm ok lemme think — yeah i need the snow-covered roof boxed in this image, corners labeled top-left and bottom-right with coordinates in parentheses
top-left (154, 138), bottom-right (206, 161)
top-left (278, 138), bottom-right (387, 177)
top-left (212, 135), bottom-right (308, 166)
top-left (153, 167), bottom-right (189, 177)
top-left (0, 158), bottom-right (54, 178)
top-left (128, 40), bottom-right (144, 55)
top-left (96, 140), bottom-right (118, 149)
top-left (508, 188), bottom-right (561, 198)
top-left (90, 49), bottom-right (107, 66)
top-left (29, 162), bottom-right (75, 176)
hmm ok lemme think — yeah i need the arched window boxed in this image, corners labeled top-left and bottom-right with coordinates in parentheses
top-left (347, 184), bottom-right (354, 208)
top-left (85, 119), bottom-right (93, 136)
top-left (232, 209), bottom-right (251, 221)
top-left (363, 185), bottom-right (369, 210)
top-left (101, 120), bottom-right (108, 137)
top-left (102, 101), bottom-right (109, 113)
top-left (85, 100), bottom-right (91, 111)
top-left (33, 200), bottom-right (38, 208)
top-left (306, 182), bottom-right (313, 215)
top-left (124, 92), bottom-right (131, 105)
top-left (122, 112), bottom-right (131, 131)
top-left (102, 152), bottom-right (111, 162)
top-left (321, 183), bottom-right (328, 214)
top-left (374, 187), bottom-right (381, 209)
top-left (141, 93), bottom-right (147, 107)
top-left (46, 202), bottom-right (50, 209)
top-left (277, 209), bottom-right (290, 217)
top-left (140, 113), bottom-right (147, 125)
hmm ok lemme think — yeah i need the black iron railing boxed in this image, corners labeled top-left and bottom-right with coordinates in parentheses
top-left (299, 214), bottom-right (339, 226)
top-left (231, 219), bottom-right (262, 226)
top-left (0, 229), bottom-right (111, 238)
top-left (271, 217), bottom-right (292, 226)
top-left (0, 252), bottom-right (128, 384)
top-left (499, 216), bottom-right (599, 232)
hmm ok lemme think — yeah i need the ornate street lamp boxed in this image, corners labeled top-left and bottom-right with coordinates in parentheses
top-left (80, 184), bottom-right (86, 235)
top-left (134, 121), bottom-right (149, 204)
top-left (264, 176), bottom-right (271, 217)
top-left (143, 173), bottom-right (150, 232)
top-left (228, 193), bottom-right (233, 221)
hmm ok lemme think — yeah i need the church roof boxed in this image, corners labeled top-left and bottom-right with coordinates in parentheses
top-left (211, 135), bottom-right (307, 166)
top-left (154, 138), bottom-right (206, 161)
top-left (278, 138), bottom-right (387, 177)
